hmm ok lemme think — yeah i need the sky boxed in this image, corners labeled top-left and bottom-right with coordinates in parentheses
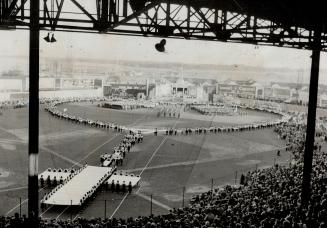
top-left (0, 29), bottom-right (315, 67)
top-left (1, 29), bottom-right (327, 85)
top-left (1, 0), bottom-right (327, 75)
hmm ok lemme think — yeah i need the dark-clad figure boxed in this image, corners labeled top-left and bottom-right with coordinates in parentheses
top-left (111, 180), bottom-right (115, 193)
top-left (122, 181), bottom-right (126, 194)
top-left (240, 174), bottom-right (245, 185)
top-left (128, 181), bottom-right (132, 194)
top-left (116, 181), bottom-right (120, 193)
top-left (53, 176), bottom-right (57, 187)
top-left (40, 176), bottom-right (44, 188)
top-left (46, 175), bottom-right (51, 187)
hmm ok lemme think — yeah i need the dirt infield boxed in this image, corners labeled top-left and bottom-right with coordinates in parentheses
top-left (0, 104), bottom-right (287, 219)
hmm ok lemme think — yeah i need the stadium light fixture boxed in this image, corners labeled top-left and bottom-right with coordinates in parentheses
top-left (50, 34), bottom-right (57, 43)
top-left (44, 32), bottom-right (57, 43)
top-left (155, 39), bottom-right (166, 52)
top-left (44, 32), bottom-right (51, 42)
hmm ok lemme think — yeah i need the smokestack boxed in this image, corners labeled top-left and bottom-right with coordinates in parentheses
top-left (146, 78), bottom-right (149, 98)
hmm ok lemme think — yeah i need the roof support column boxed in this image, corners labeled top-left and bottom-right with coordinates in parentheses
top-left (301, 28), bottom-right (321, 208)
top-left (28, 0), bottom-right (40, 226)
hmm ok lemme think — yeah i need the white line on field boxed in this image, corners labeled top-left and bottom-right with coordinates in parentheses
top-left (73, 134), bottom-right (119, 167)
top-left (40, 205), bottom-right (54, 217)
top-left (108, 121), bottom-right (179, 219)
top-left (5, 199), bottom-right (28, 216)
top-left (55, 206), bottom-right (70, 220)
top-left (108, 135), bottom-right (169, 219)
top-left (4, 133), bottom-right (118, 216)
top-left (109, 193), bottom-right (129, 219)
top-left (136, 192), bottom-right (172, 211)
top-left (138, 136), bottom-right (168, 177)
top-left (125, 145), bottom-right (288, 172)
top-left (0, 186), bottom-right (27, 193)
top-left (5, 188), bottom-right (46, 216)
top-left (40, 146), bottom-right (82, 167)
top-left (73, 213), bottom-right (80, 221)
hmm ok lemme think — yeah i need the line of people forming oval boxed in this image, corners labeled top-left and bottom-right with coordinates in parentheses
top-left (44, 97), bottom-right (292, 137)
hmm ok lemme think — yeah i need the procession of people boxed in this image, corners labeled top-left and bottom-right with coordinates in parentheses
top-left (157, 104), bottom-right (183, 118)
top-left (190, 104), bottom-right (240, 116)
top-left (100, 131), bottom-right (143, 168)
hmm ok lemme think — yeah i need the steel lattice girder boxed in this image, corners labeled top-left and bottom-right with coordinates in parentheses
top-left (0, 0), bottom-right (326, 50)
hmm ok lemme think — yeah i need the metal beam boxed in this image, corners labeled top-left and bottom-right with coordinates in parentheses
top-left (107, 0), bottom-right (158, 30)
top-left (1, 0), bottom-right (327, 50)
top-left (70, 0), bottom-right (96, 23)
top-left (301, 27), bottom-right (321, 208)
top-left (51, 0), bottom-right (65, 30)
top-left (28, 0), bottom-right (40, 227)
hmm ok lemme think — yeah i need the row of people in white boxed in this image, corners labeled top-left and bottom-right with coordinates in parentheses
top-left (45, 98), bottom-right (127, 132)
top-left (45, 97), bottom-right (291, 138)
top-left (100, 131), bottom-right (143, 194)
top-left (77, 170), bottom-right (112, 206)
top-left (100, 99), bottom-right (157, 110)
top-left (190, 104), bottom-right (238, 116)
top-left (101, 132), bottom-right (143, 168)
top-left (40, 165), bottom-right (88, 206)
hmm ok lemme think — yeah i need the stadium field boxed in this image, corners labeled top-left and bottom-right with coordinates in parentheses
top-left (0, 103), bottom-right (289, 219)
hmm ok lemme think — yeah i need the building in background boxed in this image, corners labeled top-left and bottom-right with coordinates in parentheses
top-left (154, 78), bottom-right (209, 102)
top-left (103, 83), bottom-right (152, 99)
top-left (319, 93), bottom-right (327, 107)
top-left (216, 80), bottom-right (264, 99)
top-left (298, 87), bottom-right (309, 105)
top-left (0, 77), bottom-right (103, 101)
top-left (269, 84), bottom-right (292, 101)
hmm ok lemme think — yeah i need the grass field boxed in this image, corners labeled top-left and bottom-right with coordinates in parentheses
top-left (0, 102), bottom-right (289, 219)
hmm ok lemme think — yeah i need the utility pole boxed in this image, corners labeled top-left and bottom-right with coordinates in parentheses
top-left (150, 194), bottom-right (153, 215)
top-left (182, 186), bottom-right (185, 207)
top-left (104, 200), bottom-right (107, 219)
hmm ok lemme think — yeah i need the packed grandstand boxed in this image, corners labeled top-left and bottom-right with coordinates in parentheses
top-left (0, 96), bottom-right (326, 227)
